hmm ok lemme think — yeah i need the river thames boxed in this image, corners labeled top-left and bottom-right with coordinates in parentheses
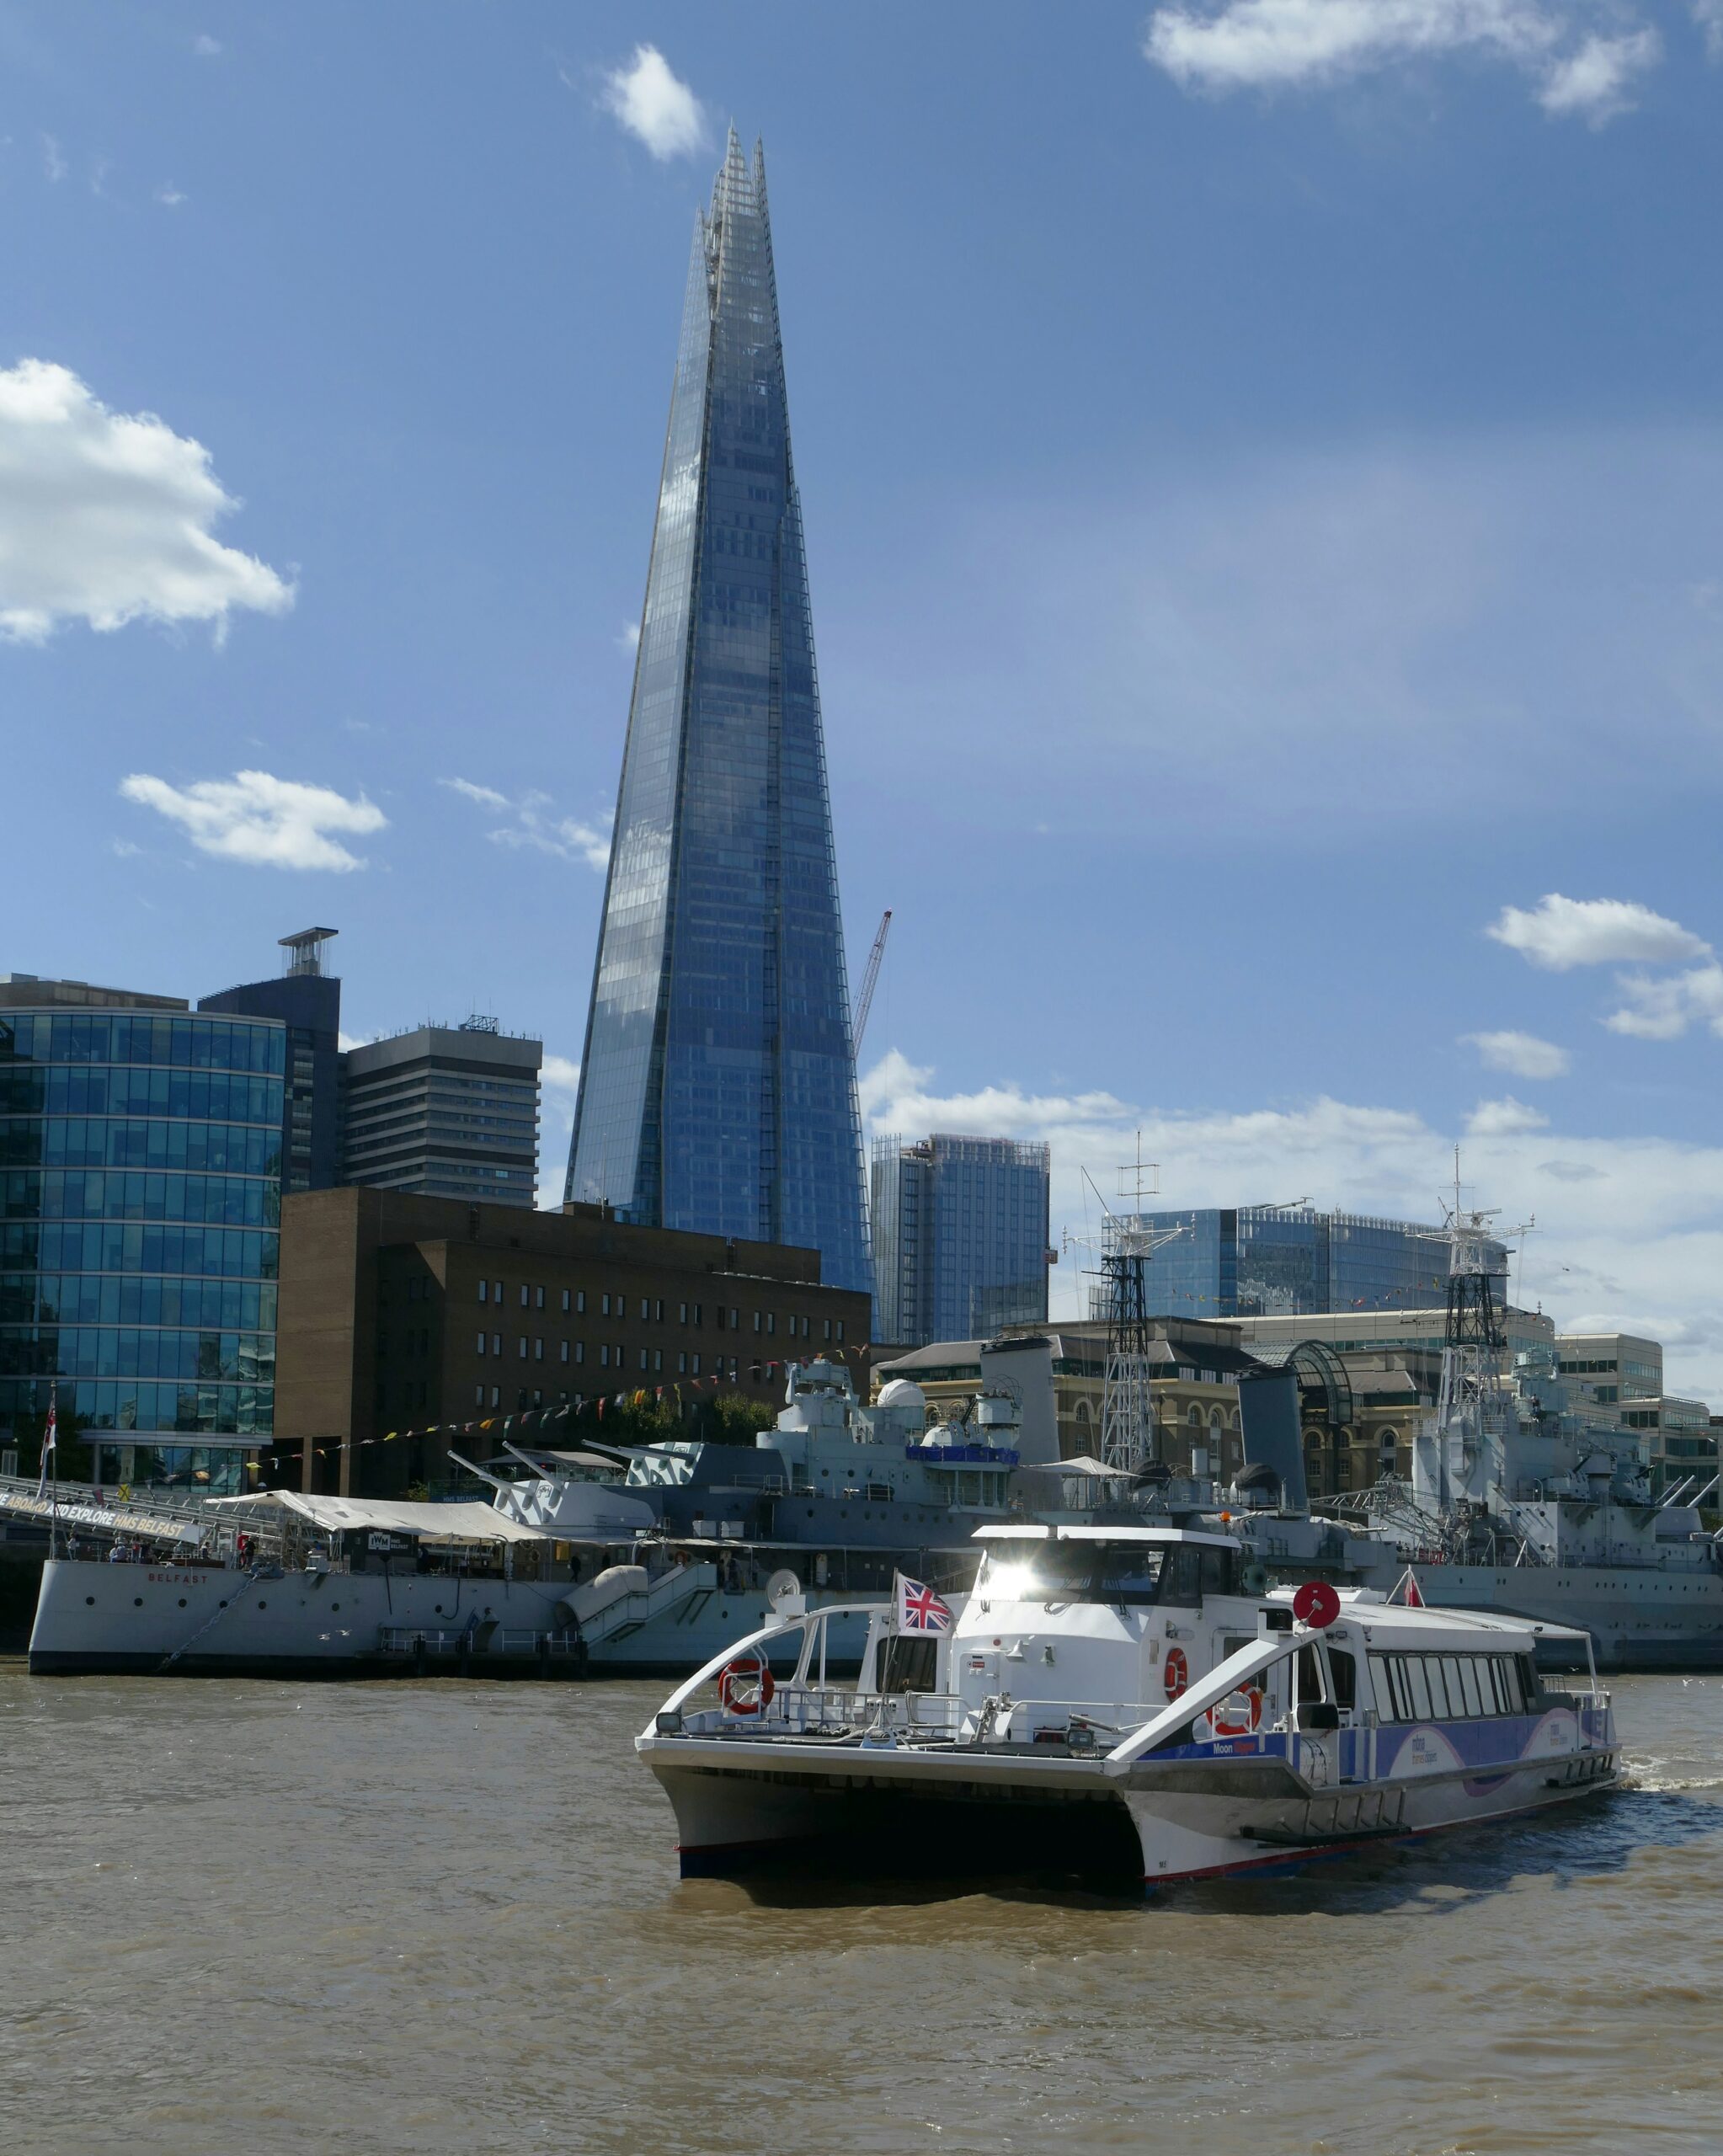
top-left (3, 1668), bottom-right (1720, 2155)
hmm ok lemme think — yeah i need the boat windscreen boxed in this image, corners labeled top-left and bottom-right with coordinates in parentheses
top-left (976, 1542), bottom-right (1167, 1609)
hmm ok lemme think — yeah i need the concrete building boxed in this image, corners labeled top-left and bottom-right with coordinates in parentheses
top-left (200, 928), bottom-right (343, 1196)
top-left (875, 1317), bottom-right (1265, 1479)
top-left (871, 1134), bottom-right (1052, 1348)
top-left (1228, 1305), bottom-right (1559, 1365)
top-left (0, 974), bottom-right (284, 1493)
top-left (275, 1187), bottom-right (872, 1497)
top-left (340, 1019), bottom-right (541, 1209)
top-left (1123, 1204), bottom-right (1504, 1320)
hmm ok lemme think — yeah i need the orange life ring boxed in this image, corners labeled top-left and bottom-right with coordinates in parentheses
top-left (1207, 1685), bottom-right (1264, 1741)
top-left (718, 1655), bottom-right (776, 1716)
top-left (1164, 1646), bottom-right (1189, 1702)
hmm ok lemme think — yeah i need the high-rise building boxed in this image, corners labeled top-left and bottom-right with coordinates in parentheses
top-left (200, 928), bottom-right (342, 1195)
top-left (566, 132), bottom-right (872, 1299)
top-left (340, 1019), bottom-right (541, 1209)
top-left (872, 1134), bottom-right (1052, 1348)
top-left (1123, 1205), bottom-right (1502, 1321)
top-left (0, 974), bottom-right (284, 1492)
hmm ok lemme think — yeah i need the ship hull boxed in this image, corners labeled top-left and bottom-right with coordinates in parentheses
top-left (1404, 1563), bottom-right (1723, 1671)
top-left (27, 1558), bottom-right (872, 1679)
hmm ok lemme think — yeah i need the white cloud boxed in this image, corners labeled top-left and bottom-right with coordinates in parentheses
top-left (1538, 27), bottom-right (1661, 116)
top-left (1462, 1029), bottom-right (1571, 1080)
top-left (1603, 963), bottom-right (1723, 1042)
top-left (337, 1031), bottom-right (371, 1054)
top-left (600, 45), bottom-right (707, 161)
top-left (40, 133), bottom-right (66, 182)
top-left (120, 770), bottom-right (386, 872)
top-left (440, 778), bottom-right (611, 872)
top-left (192, 33), bottom-right (221, 56)
top-left (1486, 893), bottom-right (1710, 971)
top-left (1143, 0), bottom-right (1662, 120)
top-left (0, 360), bottom-right (293, 642)
top-left (541, 1054), bottom-right (582, 1096)
top-left (1466, 1095), bottom-right (1550, 1136)
top-left (441, 776), bottom-right (509, 811)
top-left (619, 620), bottom-right (641, 653)
top-left (155, 184), bottom-right (187, 208)
top-left (1699, 0), bottom-right (1723, 59)
top-left (859, 1048), bottom-right (1723, 1399)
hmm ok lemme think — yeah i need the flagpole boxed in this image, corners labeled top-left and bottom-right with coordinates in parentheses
top-left (48, 1380), bottom-right (59, 1561)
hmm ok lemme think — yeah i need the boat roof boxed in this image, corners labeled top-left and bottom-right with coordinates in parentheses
top-left (974, 1524), bottom-right (1240, 1550)
top-left (1283, 1588), bottom-right (1593, 1647)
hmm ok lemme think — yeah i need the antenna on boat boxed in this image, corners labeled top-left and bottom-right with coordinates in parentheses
top-left (1064, 1134), bottom-right (1184, 1475)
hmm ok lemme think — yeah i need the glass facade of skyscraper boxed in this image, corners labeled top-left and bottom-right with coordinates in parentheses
top-left (567, 132), bottom-right (872, 1299)
top-left (0, 995), bottom-right (283, 1492)
top-left (872, 1134), bottom-right (1051, 1348)
top-left (1125, 1206), bottom-right (1497, 1320)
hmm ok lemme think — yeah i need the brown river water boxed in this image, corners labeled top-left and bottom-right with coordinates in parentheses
top-left (3, 1668), bottom-right (1721, 2156)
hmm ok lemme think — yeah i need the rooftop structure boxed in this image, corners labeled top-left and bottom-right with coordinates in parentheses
top-left (341, 1022), bottom-right (541, 1210)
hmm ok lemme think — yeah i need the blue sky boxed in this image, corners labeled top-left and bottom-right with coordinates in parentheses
top-left (4, 3), bottom-right (1723, 1385)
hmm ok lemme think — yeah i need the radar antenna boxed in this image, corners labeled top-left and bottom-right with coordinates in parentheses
top-left (1064, 1134), bottom-right (1184, 1473)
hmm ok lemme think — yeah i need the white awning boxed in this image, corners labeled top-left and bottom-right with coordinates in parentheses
top-left (210, 1492), bottom-right (547, 1544)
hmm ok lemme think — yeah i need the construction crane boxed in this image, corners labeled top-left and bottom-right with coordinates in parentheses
top-left (851, 908), bottom-right (892, 1052)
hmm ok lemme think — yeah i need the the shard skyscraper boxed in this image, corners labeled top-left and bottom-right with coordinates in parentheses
top-left (566, 133), bottom-right (873, 1300)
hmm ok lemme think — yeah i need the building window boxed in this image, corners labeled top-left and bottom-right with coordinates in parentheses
top-left (654, 1299), bottom-right (664, 1321)
top-left (653, 1349), bottom-right (663, 1372)
top-left (753, 1310), bottom-right (761, 1333)
top-left (536, 1286), bottom-right (545, 1310)
top-left (477, 1281), bottom-right (488, 1304)
top-left (728, 1356), bottom-right (739, 1378)
top-left (560, 1341), bottom-right (569, 1364)
top-left (531, 1389), bottom-right (542, 1407)
top-left (729, 1307), bottom-right (739, 1329)
top-left (575, 1342), bottom-right (585, 1364)
top-left (476, 1332), bottom-right (487, 1355)
top-left (577, 1290), bottom-right (586, 1314)
top-left (489, 1385), bottom-right (500, 1408)
top-left (601, 1293), bottom-right (611, 1317)
top-left (534, 1337), bottom-right (544, 1362)
top-left (561, 1288), bottom-right (571, 1312)
top-left (679, 1353), bottom-right (687, 1374)
top-left (638, 1348), bottom-right (648, 1372)
top-left (493, 1280), bottom-right (503, 1302)
top-left (679, 1302), bottom-right (688, 1324)
top-left (474, 1385), bottom-right (484, 1406)
top-left (640, 1298), bottom-right (650, 1321)
top-left (600, 1344), bottom-right (609, 1368)
top-left (517, 1337), bottom-right (527, 1359)
top-left (836, 1321), bottom-right (845, 1344)
top-left (766, 1312), bottom-right (776, 1336)
top-left (823, 1319), bottom-right (831, 1342)
top-left (692, 1354), bottom-right (701, 1375)
top-left (491, 1333), bottom-right (501, 1356)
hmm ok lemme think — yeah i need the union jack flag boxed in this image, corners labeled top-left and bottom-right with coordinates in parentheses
top-left (894, 1572), bottom-right (952, 1634)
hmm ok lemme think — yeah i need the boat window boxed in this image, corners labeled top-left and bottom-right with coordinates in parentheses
top-left (1198, 1545), bottom-right (1239, 1597)
top-left (1422, 1657), bottom-right (1449, 1716)
top-left (1438, 1657), bottom-right (1464, 1718)
top-left (879, 1635), bottom-right (938, 1695)
top-left (1459, 1658), bottom-right (1485, 1717)
top-left (1295, 1644), bottom-right (1324, 1706)
top-left (975, 1542), bottom-right (1168, 1609)
top-left (1406, 1657), bottom-right (1433, 1721)
top-left (1369, 1652), bottom-right (1404, 1721)
top-left (1326, 1645), bottom-right (1357, 1711)
top-left (1496, 1656), bottom-right (1523, 1714)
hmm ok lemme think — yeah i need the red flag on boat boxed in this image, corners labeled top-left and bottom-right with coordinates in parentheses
top-left (35, 1386), bottom-right (57, 1500)
top-left (1401, 1569), bottom-right (1425, 1608)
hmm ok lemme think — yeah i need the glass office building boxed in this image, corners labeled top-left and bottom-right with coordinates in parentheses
top-left (872, 1134), bottom-right (1052, 1348)
top-left (1124, 1206), bottom-right (1502, 1321)
top-left (0, 981), bottom-right (283, 1493)
top-left (567, 132), bottom-right (872, 1299)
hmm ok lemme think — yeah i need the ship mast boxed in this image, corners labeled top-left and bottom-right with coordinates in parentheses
top-left (1424, 1148), bottom-right (1531, 1513)
top-left (1065, 1137), bottom-right (1184, 1474)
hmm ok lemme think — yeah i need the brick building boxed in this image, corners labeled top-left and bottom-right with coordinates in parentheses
top-left (275, 1188), bottom-right (872, 1496)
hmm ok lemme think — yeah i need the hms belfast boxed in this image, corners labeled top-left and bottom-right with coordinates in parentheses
top-left (1319, 1198), bottom-right (1723, 1671)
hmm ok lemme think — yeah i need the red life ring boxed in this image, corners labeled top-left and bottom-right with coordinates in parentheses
top-left (1207, 1685), bottom-right (1264, 1741)
top-left (1164, 1646), bottom-right (1189, 1702)
top-left (717, 1655), bottom-right (776, 1716)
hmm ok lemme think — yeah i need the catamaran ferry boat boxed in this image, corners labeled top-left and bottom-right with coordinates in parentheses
top-left (637, 1522), bottom-right (1619, 1883)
